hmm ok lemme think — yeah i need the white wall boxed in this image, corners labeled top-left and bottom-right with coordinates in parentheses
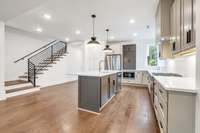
top-left (5, 26), bottom-right (52, 81)
top-left (37, 44), bottom-right (84, 87)
top-left (84, 41), bottom-right (105, 71)
top-left (196, 0), bottom-right (200, 132)
top-left (0, 21), bottom-right (6, 100)
top-left (164, 55), bottom-right (196, 77)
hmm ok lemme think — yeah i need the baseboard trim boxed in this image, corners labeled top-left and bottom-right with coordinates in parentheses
top-left (100, 95), bottom-right (115, 111)
top-left (78, 108), bottom-right (100, 115)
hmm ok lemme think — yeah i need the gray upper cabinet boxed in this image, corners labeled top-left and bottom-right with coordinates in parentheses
top-left (123, 45), bottom-right (136, 70)
top-left (182, 0), bottom-right (195, 50)
top-left (156, 0), bottom-right (174, 59)
top-left (170, 0), bottom-right (195, 54)
top-left (156, 0), bottom-right (174, 43)
top-left (170, 0), bottom-right (181, 54)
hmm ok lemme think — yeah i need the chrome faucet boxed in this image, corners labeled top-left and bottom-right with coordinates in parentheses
top-left (99, 60), bottom-right (104, 72)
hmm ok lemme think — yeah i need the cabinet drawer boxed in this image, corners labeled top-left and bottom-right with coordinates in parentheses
top-left (158, 97), bottom-right (167, 124)
top-left (158, 84), bottom-right (168, 103)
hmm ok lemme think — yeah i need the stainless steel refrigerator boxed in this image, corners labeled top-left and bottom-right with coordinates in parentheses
top-left (105, 54), bottom-right (122, 70)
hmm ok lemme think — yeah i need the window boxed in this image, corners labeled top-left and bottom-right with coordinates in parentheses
top-left (147, 45), bottom-right (158, 66)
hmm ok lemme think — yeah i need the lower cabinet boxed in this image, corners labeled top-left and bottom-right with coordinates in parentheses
top-left (101, 74), bottom-right (118, 107)
top-left (154, 80), bottom-right (196, 133)
top-left (122, 71), bottom-right (149, 86)
top-left (78, 73), bottom-right (119, 113)
top-left (110, 74), bottom-right (117, 97)
top-left (101, 76), bottom-right (110, 106)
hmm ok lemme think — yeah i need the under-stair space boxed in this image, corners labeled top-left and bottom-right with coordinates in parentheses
top-left (5, 40), bottom-right (68, 98)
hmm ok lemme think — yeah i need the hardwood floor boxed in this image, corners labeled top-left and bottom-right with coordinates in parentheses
top-left (0, 82), bottom-right (160, 133)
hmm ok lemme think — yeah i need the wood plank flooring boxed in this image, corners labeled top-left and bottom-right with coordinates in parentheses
top-left (0, 82), bottom-right (160, 133)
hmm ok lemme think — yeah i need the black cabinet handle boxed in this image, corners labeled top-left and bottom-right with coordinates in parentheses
top-left (159, 89), bottom-right (163, 94)
top-left (160, 103), bottom-right (164, 110)
top-left (187, 30), bottom-right (192, 43)
top-left (172, 41), bottom-right (176, 51)
top-left (160, 121), bottom-right (163, 129)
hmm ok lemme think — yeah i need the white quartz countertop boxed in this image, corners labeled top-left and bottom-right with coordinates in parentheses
top-left (153, 76), bottom-right (197, 93)
top-left (77, 71), bottom-right (120, 77)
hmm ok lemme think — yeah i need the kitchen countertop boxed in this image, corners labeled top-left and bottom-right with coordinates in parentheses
top-left (77, 70), bottom-right (121, 77)
top-left (153, 76), bottom-right (197, 93)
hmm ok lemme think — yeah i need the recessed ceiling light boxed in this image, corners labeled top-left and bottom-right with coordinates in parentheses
top-left (75, 30), bottom-right (81, 35)
top-left (36, 27), bottom-right (43, 33)
top-left (43, 14), bottom-right (51, 20)
top-left (129, 19), bottom-right (135, 24)
top-left (65, 38), bottom-right (70, 42)
top-left (110, 36), bottom-right (115, 40)
top-left (133, 33), bottom-right (138, 37)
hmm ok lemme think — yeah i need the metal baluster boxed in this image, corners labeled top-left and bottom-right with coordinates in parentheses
top-left (33, 64), bottom-right (36, 87)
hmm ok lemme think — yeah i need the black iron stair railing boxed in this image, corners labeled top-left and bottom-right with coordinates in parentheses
top-left (27, 41), bottom-right (67, 87)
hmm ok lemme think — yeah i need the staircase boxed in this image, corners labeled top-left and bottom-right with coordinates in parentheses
top-left (5, 41), bottom-right (68, 98)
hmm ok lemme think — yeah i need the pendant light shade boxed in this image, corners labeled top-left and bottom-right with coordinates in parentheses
top-left (103, 29), bottom-right (112, 53)
top-left (87, 14), bottom-right (100, 45)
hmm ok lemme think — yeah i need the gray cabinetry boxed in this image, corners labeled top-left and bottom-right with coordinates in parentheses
top-left (109, 74), bottom-right (117, 97)
top-left (154, 80), bottom-right (196, 133)
top-left (123, 45), bottom-right (136, 70)
top-left (182, 0), bottom-right (195, 50)
top-left (170, 0), bottom-right (195, 54)
top-left (78, 76), bottom-right (100, 112)
top-left (170, 0), bottom-right (181, 54)
top-left (78, 73), bottom-right (119, 113)
top-left (101, 76), bottom-right (110, 106)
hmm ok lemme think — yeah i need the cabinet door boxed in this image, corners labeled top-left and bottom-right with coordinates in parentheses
top-left (101, 76), bottom-right (110, 106)
top-left (171, 0), bottom-right (181, 54)
top-left (123, 45), bottom-right (136, 70)
top-left (110, 74), bottom-right (117, 96)
top-left (182, 0), bottom-right (195, 50)
top-left (135, 72), bottom-right (142, 84)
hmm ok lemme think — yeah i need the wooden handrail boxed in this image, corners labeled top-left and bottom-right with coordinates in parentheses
top-left (14, 40), bottom-right (58, 63)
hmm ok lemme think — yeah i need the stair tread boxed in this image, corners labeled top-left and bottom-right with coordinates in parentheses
top-left (6, 85), bottom-right (40, 93)
top-left (5, 80), bottom-right (29, 87)
top-left (18, 75), bottom-right (38, 79)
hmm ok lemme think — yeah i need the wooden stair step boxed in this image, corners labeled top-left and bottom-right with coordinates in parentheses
top-left (18, 75), bottom-right (38, 79)
top-left (6, 85), bottom-right (39, 93)
top-left (44, 59), bottom-right (60, 61)
top-left (39, 62), bottom-right (56, 64)
top-left (5, 80), bottom-right (29, 87)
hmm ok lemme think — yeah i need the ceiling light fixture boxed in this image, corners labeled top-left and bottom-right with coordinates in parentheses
top-left (103, 29), bottom-right (112, 53)
top-left (36, 27), bottom-right (43, 33)
top-left (87, 14), bottom-right (100, 46)
top-left (129, 19), bottom-right (135, 24)
top-left (110, 36), bottom-right (115, 40)
top-left (65, 38), bottom-right (70, 42)
top-left (75, 30), bottom-right (81, 35)
top-left (43, 14), bottom-right (51, 20)
top-left (133, 33), bottom-right (138, 37)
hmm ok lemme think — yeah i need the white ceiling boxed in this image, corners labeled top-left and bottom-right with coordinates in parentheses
top-left (2, 0), bottom-right (159, 42)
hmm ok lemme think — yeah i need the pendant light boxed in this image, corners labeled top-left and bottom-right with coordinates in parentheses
top-left (87, 14), bottom-right (100, 45)
top-left (103, 29), bottom-right (112, 53)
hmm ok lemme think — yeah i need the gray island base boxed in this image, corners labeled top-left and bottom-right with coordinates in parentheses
top-left (78, 72), bottom-right (121, 114)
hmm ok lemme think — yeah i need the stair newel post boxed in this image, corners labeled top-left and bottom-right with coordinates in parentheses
top-left (51, 45), bottom-right (54, 63)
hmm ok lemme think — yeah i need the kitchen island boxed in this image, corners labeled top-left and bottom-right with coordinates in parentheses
top-left (78, 71), bottom-right (121, 114)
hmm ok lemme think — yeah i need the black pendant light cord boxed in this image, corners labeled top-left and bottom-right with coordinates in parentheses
top-left (92, 14), bottom-right (96, 37)
top-left (106, 29), bottom-right (109, 45)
